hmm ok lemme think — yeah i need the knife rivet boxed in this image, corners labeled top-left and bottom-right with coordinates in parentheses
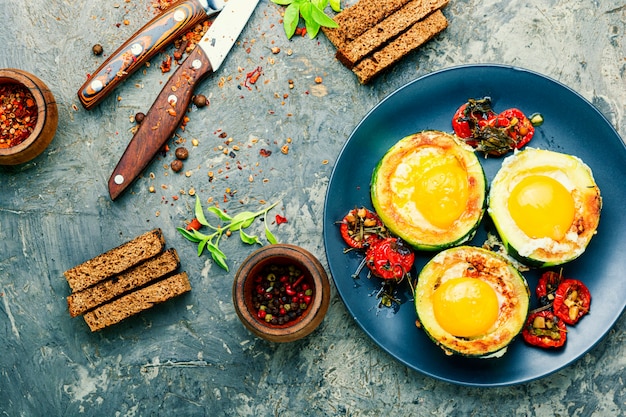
top-left (130, 43), bottom-right (143, 56)
top-left (191, 59), bottom-right (202, 70)
top-left (90, 80), bottom-right (103, 93)
top-left (174, 9), bottom-right (186, 22)
top-left (114, 174), bottom-right (125, 185)
top-left (168, 95), bottom-right (178, 105)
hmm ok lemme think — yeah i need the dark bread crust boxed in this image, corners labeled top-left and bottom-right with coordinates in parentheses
top-left (67, 248), bottom-right (181, 317)
top-left (322, 0), bottom-right (413, 49)
top-left (352, 10), bottom-right (448, 84)
top-left (82, 272), bottom-right (191, 332)
top-left (63, 228), bottom-right (166, 292)
top-left (335, 0), bottom-right (449, 69)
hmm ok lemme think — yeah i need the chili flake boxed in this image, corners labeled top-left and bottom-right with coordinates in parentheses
top-left (244, 66), bottom-right (263, 90)
top-left (0, 83), bottom-right (38, 148)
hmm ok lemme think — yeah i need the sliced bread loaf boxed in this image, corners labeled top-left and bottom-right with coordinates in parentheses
top-left (352, 10), bottom-right (448, 84)
top-left (67, 248), bottom-right (181, 317)
top-left (82, 272), bottom-right (191, 332)
top-left (322, 0), bottom-right (413, 49)
top-left (63, 228), bottom-right (166, 292)
top-left (335, 0), bottom-right (449, 69)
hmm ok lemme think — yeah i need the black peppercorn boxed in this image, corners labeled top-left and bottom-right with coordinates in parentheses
top-left (134, 112), bottom-right (145, 124)
top-left (192, 94), bottom-right (208, 108)
top-left (170, 159), bottom-right (183, 172)
top-left (92, 44), bottom-right (104, 56)
top-left (175, 147), bottom-right (189, 160)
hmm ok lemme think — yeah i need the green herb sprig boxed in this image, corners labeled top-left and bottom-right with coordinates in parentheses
top-left (177, 196), bottom-right (280, 271)
top-left (271, 0), bottom-right (341, 39)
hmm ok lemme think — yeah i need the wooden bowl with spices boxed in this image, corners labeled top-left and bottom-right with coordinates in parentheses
top-left (233, 244), bottom-right (331, 343)
top-left (0, 68), bottom-right (58, 165)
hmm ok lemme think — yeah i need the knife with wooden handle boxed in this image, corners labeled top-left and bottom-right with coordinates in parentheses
top-left (107, 0), bottom-right (260, 201)
top-left (77, 0), bottom-right (226, 110)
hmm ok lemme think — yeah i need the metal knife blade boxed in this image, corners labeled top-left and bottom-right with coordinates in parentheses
top-left (107, 0), bottom-right (260, 201)
top-left (77, 0), bottom-right (227, 110)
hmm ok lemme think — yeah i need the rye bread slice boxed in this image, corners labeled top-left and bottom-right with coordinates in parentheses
top-left (322, 0), bottom-right (413, 49)
top-left (63, 228), bottom-right (166, 292)
top-left (67, 248), bottom-right (180, 317)
top-left (83, 272), bottom-right (191, 332)
top-left (336, 0), bottom-right (449, 69)
top-left (352, 10), bottom-right (448, 84)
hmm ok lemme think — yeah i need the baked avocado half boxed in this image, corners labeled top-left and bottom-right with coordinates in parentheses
top-left (414, 246), bottom-right (530, 358)
top-left (488, 148), bottom-right (602, 267)
top-left (371, 131), bottom-right (487, 251)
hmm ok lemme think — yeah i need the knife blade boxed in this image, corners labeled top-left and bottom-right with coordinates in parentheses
top-left (77, 0), bottom-right (227, 110)
top-left (107, 0), bottom-right (260, 201)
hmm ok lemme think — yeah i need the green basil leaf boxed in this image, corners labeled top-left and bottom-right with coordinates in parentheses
top-left (228, 212), bottom-right (256, 231)
top-left (177, 227), bottom-right (202, 243)
top-left (207, 206), bottom-right (232, 221)
top-left (240, 228), bottom-right (262, 245)
top-left (311, 0), bottom-right (328, 10)
top-left (271, 0), bottom-right (294, 4)
top-left (311, 3), bottom-right (338, 28)
top-left (197, 238), bottom-right (208, 256)
top-left (305, 14), bottom-right (321, 38)
top-left (299, 1), bottom-right (312, 21)
top-left (207, 242), bottom-right (229, 271)
top-left (194, 196), bottom-right (210, 226)
top-left (284, 2), bottom-right (300, 39)
top-left (330, 0), bottom-right (341, 12)
top-left (265, 226), bottom-right (279, 245)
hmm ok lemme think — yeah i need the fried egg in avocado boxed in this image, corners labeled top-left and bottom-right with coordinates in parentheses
top-left (488, 148), bottom-right (602, 267)
top-left (371, 131), bottom-right (487, 251)
top-left (414, 246), bottom-right (530, 358)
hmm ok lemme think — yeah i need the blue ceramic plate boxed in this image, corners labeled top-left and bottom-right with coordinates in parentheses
top-left (322, 64), bottom-right (626, 387)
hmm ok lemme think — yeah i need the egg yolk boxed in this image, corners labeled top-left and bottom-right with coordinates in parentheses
top-left (508, 174), bottom-right (575, 241)
top-left (433, 277), bottom-right (499, 338)
top-left (395, 153), bottom-right (469, 229)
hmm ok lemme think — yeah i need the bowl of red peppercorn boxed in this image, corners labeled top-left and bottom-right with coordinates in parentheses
top-left (0, 68), bottom-right (58, 165)
top-left (233, 244), bottom-right (331, 343)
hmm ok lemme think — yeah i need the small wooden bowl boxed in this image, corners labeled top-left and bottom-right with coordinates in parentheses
top-left (0, 68), bottom-right (58, 165)
top-left (233, 244), bottom-right (331, 343)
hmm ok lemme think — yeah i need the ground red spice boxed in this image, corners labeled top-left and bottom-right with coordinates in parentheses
top-left (0, 83), bottom-right (38, 148)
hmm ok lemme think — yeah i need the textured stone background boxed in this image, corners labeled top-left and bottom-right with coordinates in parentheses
top-left (1, 0), bottom-right (624, 415)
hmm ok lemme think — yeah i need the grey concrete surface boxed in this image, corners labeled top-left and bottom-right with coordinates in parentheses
top-left (1, 0), bottom-right (625, 415)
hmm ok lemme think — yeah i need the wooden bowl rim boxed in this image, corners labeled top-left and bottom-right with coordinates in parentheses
top-left (233, 244), bottom-right (330, 342)
top-left (0, 68), bottom-right (55, 159)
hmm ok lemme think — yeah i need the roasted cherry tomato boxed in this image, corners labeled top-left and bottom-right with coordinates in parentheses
top-left (522, 310), bottom-right (567, 349)
top-left (489, 108), bottom-right (535, 149)
top-left (365, 237), bottom-right (415, 280)
top-left (340, 207), bottom-right (385, 249)
top-left (536, 270), bottom-right (563, 306)
top-left (552, 279), bottom-right (591, 325)
top-left (451, 98), bottom-right (496, 141)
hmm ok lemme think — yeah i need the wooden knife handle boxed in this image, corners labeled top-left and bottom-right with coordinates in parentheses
top-left (77, 0), bottom-right (208, 110)
top-left (108, 46), bottom-right (213, 200)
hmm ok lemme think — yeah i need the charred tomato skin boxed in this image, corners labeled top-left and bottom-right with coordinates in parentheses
top-left (339, 207), bottom-right (384, 249)
top-left (365, 237), bottom-right (415, 280)
top-left (490, 108), bottom-right (535, 149)
top-left (452, 99), bottom-right (496, 141)
top-left (536, 270), bottom-right (563, 306)
top-left (522, 310), bottom-right (567, 349)
top-left (553, 279), bottom-right (591, 325)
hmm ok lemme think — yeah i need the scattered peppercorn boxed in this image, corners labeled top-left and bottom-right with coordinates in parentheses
top-left (134, 112), bottom-right (145, 124)
top-left (171, 159), bottom-right (183, 172)
top-left (92, 44), bottom-right (104, 56)
top-left (252, 264), bottom-right (314, 326)
top-left (175, 147), bottom-right (189, 160)
top-left (193, 94), bottom-right (208, 107)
